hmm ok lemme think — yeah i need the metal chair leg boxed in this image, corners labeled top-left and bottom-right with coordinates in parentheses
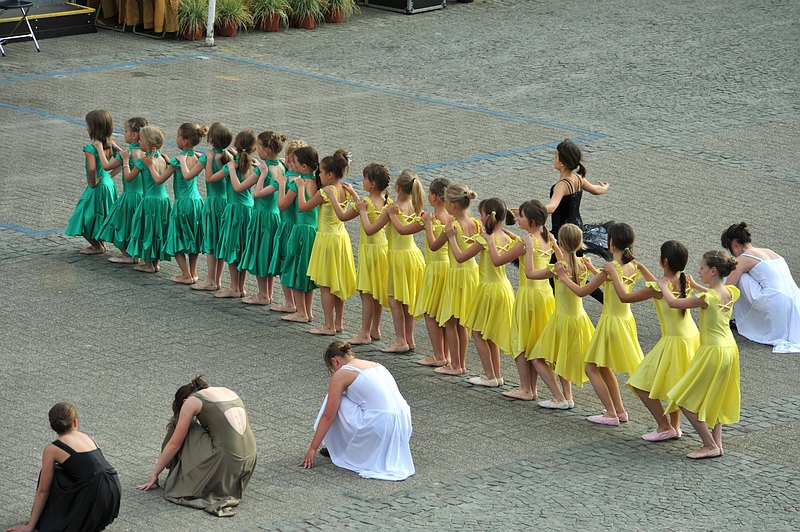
top-left (94, 0), bottom-right (126, 32)
top-left (21, 6), bottom-right (38, 51)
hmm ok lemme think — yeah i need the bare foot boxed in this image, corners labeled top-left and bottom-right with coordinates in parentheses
top-left (308, 327), bottom-right (337, 335)
top-left (134, 264), bottom-right (156, 273)
top-left (502, 389), bottom-right (536, 401)
top-left (370, 332), bottom-right (382, 341)
top-left (242, 295), bottom-right (271, 305)
top-left (215, 289), bottom-right (242, 298)
top-left (282, 313), bottom-right (311, 323)
top-left (381, 343), bottom-right (410, 353)
top-left (434, 366), bottom-right (466, 376)
top-left (108, 255), bottom-right (136, 264)
top-left (191, 282), bottom-right (218, 291)
top-left (348, 336), bottom-right (372, 345)
top-left (686, 447), bottom-right (722, 459)
top-left (80, 245), bottom-right (105, 255)
top-left (170, 275), bottom-right (195, 285)
top-left (416, 356), bottom-right (449, 367)
top-left (271, 304), bottom-right (296, 313)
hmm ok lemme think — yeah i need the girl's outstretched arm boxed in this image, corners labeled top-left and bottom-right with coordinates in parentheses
top-left (300, 370), bottom-right (357, 469)
top-left (358, 199), bottom-right (391, 236)
top-left (544, 181), bottom-right (567, 214)
top-left (604, 263), bottom-right (656, 303)
top-left (658, 278), bottom-right (707, 309)
top-left (634, 260), bottom-right (658, 282)
top-left (252, 162), bottom-right (278, 199)
top-left (487, 234), bottom-right (524, 267)
top-left (328, 186), bottom-right (359, 221)
top-left (687, 275), bottom-right (709, 293)
top-left (148, 160), bottom-right (176, 185)
top-left (179, 154), bottom-right (204, 180)
top-left (9, 444), bottom-right (58, 532)
top-left (226, 161), bottom-right (258, 193)
top-left (421, 212), bottom-right (448, 251)
top-left (297, 180), bottom-right (326, 212)
top-left (387, 204), bottom-right (423, 235)
top-left (581, 177), bottom-right (610, 196)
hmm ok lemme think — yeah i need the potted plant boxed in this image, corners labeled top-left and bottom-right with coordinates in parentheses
top-left (215, 0), bottom-right (254, 37)
top-left (250, 0), bottom-right (290, 32)
top-left (177, 0), bottom-right (208, 41)
top-left (324, 0), bottom-right (358, 23)
top-left (289, 0), bottom-right (325, 30)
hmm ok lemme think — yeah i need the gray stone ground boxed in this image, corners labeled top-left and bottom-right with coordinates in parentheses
top-left (1, 0), bottom-right (800, 530)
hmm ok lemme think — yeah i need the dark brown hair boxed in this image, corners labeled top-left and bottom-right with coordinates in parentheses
top-left (125, 117), bottom-right (148, 133)
top-left (86, 110), bottom-right (113, 150)
top-left (556, 139), bottom-right (587, 178)
top-left (324, 341), bottom-right (354, 374)
top-left (519, 199), bottom-right (551, 244)
top-left (49, 402), bottom-right (77, 435)
top-left (478, 197), bottom-right (515, 234)
top-left (172, 376), bottom-right (209, 416)
top-left (363, 163), bottom-right (391, 201)
top-left (608, 222), bottom-right (635, 264)
top-left (702, 250), bottom-right (738, 278)
top-left (428, 178), bottom-right (451, 200)
top-left (208, 122), bottom-right (233, 165)
top-left (178, 123), bottom-right (209, 147)
top-left (258, 131), bottom-right (288, 156)
top-left (320, 149), bottom-right (349, 180)
top-left (721, 222), bottom-right (752, 252)
top-left (293, 146), bottom-right (322, 189)
top-left (661, 240), bottom-right (689, 315)
top-left (232, 130), bottom-right (257, 176)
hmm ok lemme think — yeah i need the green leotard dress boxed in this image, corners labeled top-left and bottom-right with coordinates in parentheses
top-left (269, 167), bottom-right (297, 278)
top-left (66, 143), bottom-right (118, 240)
top-left (127, 152), bottom-right (171, 262)
top-left (198, 149), bottom-right (228, 258)
top-left (240, 161), bottom-right (282, 278)
top-left (98, 143), bottom-right (143, 251)
top-left (163, 150), bottom-right (205, 258)
top-left (281, 175), bottom-right (318, 293)
top-left (217, 159), bottom-right (254, 265)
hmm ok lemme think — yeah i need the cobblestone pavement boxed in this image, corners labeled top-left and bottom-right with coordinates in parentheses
top-left (1, 0), bottom-right (799, 530)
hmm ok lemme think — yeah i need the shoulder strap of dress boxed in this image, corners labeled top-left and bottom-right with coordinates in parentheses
top-left (739, 252), bottom-right (762, 262)
top-left (557, 179), bottom-right (576, 194)
top-left (51, 440), bottom-right (76, 455)
top-left (340, 364), bottom-right (362, 373)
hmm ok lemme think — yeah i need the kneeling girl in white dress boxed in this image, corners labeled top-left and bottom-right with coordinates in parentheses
top-left (301, 341), bottom-right (415, 481)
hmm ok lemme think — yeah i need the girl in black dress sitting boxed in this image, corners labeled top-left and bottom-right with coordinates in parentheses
top-left (5, 403), bottom-right (121, 532)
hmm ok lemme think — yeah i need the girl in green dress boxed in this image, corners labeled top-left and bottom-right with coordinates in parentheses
top-left (124, 126), bottom-right (171, 274)
top-left (240, 131), bottom-right (288, 305)
top-left (66, 110), bottom-right (118, 255)
top-left (96, 117), bottom-right (148, 264)
top-left (148, 123), bottom-right (208, 284)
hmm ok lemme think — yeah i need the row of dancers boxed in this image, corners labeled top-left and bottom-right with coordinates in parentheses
top-left (67, 110), bottom-right (740, 459)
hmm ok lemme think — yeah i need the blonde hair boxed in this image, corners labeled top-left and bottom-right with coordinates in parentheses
top-left (139, 126), bottom-right (165, 152)
top-left (445, 183), bottom-right (477, 211)
top-left (284, 139), bottom-right (307, 159)
top-left (396, 169), bottom-right (424, 214)
top-left (557, 223), bottom-right (584, 284)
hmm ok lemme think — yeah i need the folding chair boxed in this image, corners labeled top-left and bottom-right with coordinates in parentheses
top-left (0, 0), bottom-right (41, 56)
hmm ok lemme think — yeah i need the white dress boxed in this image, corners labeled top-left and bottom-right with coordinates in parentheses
top-left (314, 364), bottom-right (415, 481)
top-left (734, 253), bottom-right (800, 354)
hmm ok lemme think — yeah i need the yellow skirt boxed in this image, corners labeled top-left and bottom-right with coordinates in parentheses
top-left (666, 344), bottom-right (740, 426)
top-left (307, 232), bottom-right (357, 301)
top-left (414, 261), bottom-right (449, 321)
top-left (356, 241), bottom-right (388, 308)
top-left (626, 334), bottom-right (698, 400)
top-left (437, 266), bottom-right (479, 326)
top-left (531, 313), bottom-right (594, 385)
top-left (463, 280), bottom-right (515, 354)
top-left (584, 314), bottom-right (644, 374)
top-left (387, 248), bottom-right (425, 311)
top-left (512, 285), bottom-right (555, 358)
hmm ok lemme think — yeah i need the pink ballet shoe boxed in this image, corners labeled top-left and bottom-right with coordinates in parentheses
top-left (618, 411), bottom-right (630, 422)
top-left (675, 428), bottom-right (683, 439)
top-left (642, 428), bottom-right (678, 442)
top-left (538, 400), bottom-right (571, 410)
top-left (587, 414), bottom-right (620, 426)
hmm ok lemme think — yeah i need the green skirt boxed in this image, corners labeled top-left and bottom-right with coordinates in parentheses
top-left (127, 196), bottom-right (171, 262)
top-left (239, 208), bottom-right (281, 278)
top-left (217, 204), bottom-right (253, 265)
top-left (98, 190), bottom-right (142, 251)
top-left (269, 219), bottom-right (294, 277)
top-left (65, 181), bottom-right (118, 240)
top-left (281, 223), bottom-right (316, 292)
top-left (163, 197), bottom-right (204, 257)
top-left (201, 197), bottom-right (227, 257)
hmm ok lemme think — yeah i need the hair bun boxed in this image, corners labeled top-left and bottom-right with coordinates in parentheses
top-left (191, 376), bottom-right (208, 390)
top-left (468, 190), bottom-right (477, 200)
top-left (197, 125), bottom-right (209, 138)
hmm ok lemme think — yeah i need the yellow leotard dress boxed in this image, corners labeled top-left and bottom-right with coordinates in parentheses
top-left (666, 286), bottom-right (741, 426)
top-left (463, 235), bottom-right (516, 353)
top-left (627, 280), bottom-right (699, 399)
top-left (530, 264), bottom-right (594, 385)
top-left (437, 218), bottom-right (481, 327)
top-left (307, 188), bottom-right (357, 301)
top-left (584, 261), bottom-right (645, 374)
top-left (414, 218), bottom-right (450, 322)
top-left (386, 209), bottom-right (425, 313)
top-left (515, 237), bottom-right (555, 359)
top-left (356, 197), bottom-right (389, 308)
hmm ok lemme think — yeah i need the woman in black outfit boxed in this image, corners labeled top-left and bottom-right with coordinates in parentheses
top-left (546, 140), bottom-right (609, 303)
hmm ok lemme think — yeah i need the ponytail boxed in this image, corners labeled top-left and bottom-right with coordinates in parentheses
top-left (678, 271), bottom-right (688, 317)
top-left (233, 130), bottom-right (257, 176)
top-left (607, 222), bottom-right (636, 264)
top-left (396, 169), bottom-right (424, 214)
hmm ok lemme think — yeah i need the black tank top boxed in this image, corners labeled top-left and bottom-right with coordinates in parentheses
top-left (550, 178), bottom-right (583, 237)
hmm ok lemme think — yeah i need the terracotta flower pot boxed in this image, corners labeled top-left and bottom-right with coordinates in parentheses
top-left (216, 20), bottom-right (238, 37)
top-left (291, 15), bottom-right (315, 30)
top-left (325, 7), bottom-right (343, 23)
top-left (179, 27), bottom-right (205, 41)
top-left (260, 13), bottom-right (282, 32)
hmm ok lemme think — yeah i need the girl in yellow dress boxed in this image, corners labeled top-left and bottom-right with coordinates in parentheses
top-left (341, 164), bottom-right (390, 345)
top-left (484, 200), bottom-right (555, 399)
top-left (528, 224), bottom-right (594, 408)
top-left (417, 178), bottom-right (453, 367)
top-left (606, 241), bottom-right (699, 441)
top-left (661, 251), bottom-right (740, 459)
top-left (449, 198), bottom-right (516, 387)
top-left (299, 150), bottom-right (358, 335)
top-left (555, 223), bottom-right (644, 425)
top-left (435, 184), bottom-right (480, 376)
top-left (357, 170), bottom-right (426, 353)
